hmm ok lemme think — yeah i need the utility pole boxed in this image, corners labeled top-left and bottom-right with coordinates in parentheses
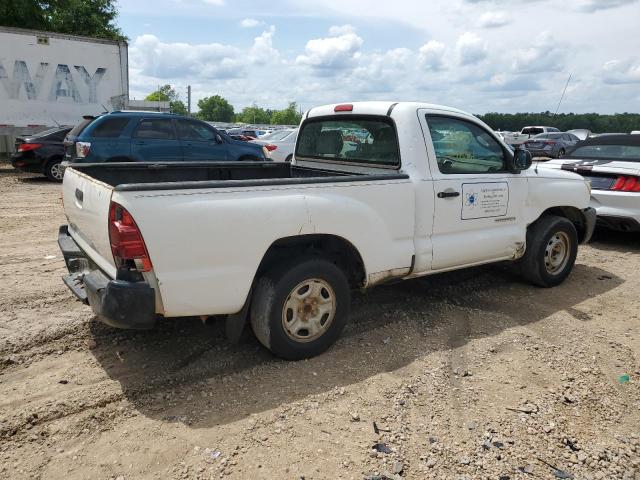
top-left (554, 74), bottom-right (571, 116)
top-left (187, 85), bottom-right (192, 115)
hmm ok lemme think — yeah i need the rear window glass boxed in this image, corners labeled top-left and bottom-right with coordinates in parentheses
top-left (133, 119), bottom-right (176, 140)
top-left (522, 127), bottom-right (544, 135)
top-left (91, 117), bottom-right (130, 138)
top-left (67, 118), bottom-right (94, 138)
top-left (296, 117), bottom-right (399, 166)
top-left (569, 145), bottom-right (640, 161)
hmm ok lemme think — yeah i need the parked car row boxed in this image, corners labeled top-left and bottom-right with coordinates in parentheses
top-left (11, 112), bottom-right (272, 180)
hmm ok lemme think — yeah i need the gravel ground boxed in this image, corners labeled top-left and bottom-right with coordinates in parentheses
top-left (1, 162), bottom-right (639, 480)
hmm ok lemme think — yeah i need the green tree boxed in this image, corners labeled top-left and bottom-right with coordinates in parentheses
top-left (477, 112), bottom-right (640, 134)
top-left (145, 85), bottom-right (188, 115)
top-left (0, 0), bottom-right (125, 41)
top-left (236, 105), bottom-right (272, 124)
top-left (197, 95), bottom-right (235, 122)
top-left (271, 102), bottom-right (302, 126)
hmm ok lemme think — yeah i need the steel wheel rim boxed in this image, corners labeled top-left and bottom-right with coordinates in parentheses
top-left (545, 231), bottom-right (571, 274)
top-left (50, 163), bottom-right (63, 180)
top-left (282, 278), bottom-right (336, 343)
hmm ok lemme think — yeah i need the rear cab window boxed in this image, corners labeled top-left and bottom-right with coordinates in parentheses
top-left (296, 116), bottom-right (400, 167)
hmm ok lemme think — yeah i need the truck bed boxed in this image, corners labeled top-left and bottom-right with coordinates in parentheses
top-left (68, 162), bottom-right (407, 192)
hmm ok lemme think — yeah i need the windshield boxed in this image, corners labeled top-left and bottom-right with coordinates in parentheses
top-left (522, 127), bottom-right (544, 135)
top-left (262, 130), bottom-right (294, 141)
top-left (296, 116), bottom-right (400, 166)
top-left (568, 144), bottom-right (640, 161)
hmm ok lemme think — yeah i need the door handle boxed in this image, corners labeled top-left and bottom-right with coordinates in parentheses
top-left (437, 191), bottom-right (460, 199)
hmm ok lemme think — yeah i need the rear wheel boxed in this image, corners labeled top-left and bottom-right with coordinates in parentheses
top-left (557, 148), bottom-right (566, 158)
top-left (519, 215), bottom-right (578, 287)
top-left (44, 157), bottom-right (64, 182)
top-left (250, 257), bottom-right (350, 360)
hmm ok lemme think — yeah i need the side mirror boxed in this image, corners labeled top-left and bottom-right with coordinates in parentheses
top-left (214, 133), bottom-right (223, 144)
top-left (510, 148), bottom-right (533, 172)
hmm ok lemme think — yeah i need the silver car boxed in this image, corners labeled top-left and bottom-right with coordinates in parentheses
top-left (250, 128), bottom-right (298, 162)
top-left (524, 132), bottom-right (580, 159)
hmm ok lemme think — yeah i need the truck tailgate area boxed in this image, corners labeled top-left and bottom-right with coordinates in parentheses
top-left (62, 167), bottom-right (117, 278)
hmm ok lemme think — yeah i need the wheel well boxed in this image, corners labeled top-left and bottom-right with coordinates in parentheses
top-left (256, 234), bottom-right (366, 288)
top-left (539, 206), bottom-right (588, 242)
top-left (45, 155), bottom-right (63, 166)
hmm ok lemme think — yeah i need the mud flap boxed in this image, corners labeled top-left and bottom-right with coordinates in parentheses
top-left (225, 289), bottom-right (251, 344)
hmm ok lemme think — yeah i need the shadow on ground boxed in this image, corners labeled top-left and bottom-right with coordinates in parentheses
top-left (90, 252), bottom-right (623, 428)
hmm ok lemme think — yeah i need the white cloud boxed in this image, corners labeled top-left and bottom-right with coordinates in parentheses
top-left (570, 0), bottom-right (638, 12)
top-left (419, 40), bottom-right (446, 71)
top-left (455, 32), bottom-right (488, 66)
top-left (249, 26), bottom-right (279, 63)
top-left (240, 18), bottom-right (263, 28)
top-left (603, 59), bottom-right (640, 84)
top-left (478, 11), bottom-right (510, 28)
top-left (510, 31), bottom-right (565, 74)
top-left (296, 26), bottom-right (363, 72)
top-left (328, 24), bottom-right (357, 36)
top-left (130, 34), bottom-right (245, 80)
top-left (202, 0), bottom-right (224, 5)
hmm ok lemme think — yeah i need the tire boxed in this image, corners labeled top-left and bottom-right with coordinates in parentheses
top-left (285, 154), bottom-right (293, 163)
top-left (519, 215), bottom-right (578, 287)
top-left (557, 148), bottom-right (566, 159)
top-left (250, 257), bottom-right (350, 360)
top-left (44, 157), bottom-right (64, 182)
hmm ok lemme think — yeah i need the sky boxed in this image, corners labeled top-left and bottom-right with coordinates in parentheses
top-left (117, 0), bottom-right (640, 115)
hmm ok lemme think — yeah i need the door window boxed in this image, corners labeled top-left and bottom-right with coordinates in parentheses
top-left (133, 119), bottom-right (176, 139)
top-left (426, 115), bottom-right (506, 174)
top-left (177, 120), bottom-right (217, 141)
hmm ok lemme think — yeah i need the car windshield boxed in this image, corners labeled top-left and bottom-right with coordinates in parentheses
top-left (522, 127), bottom-right (544, 135)
top-left (30, 127), bottom-right (69, 138)
top-left (261, 130), bottom-right (294, 141)
top-left (296, 117), bottom-right (400, 166)
top-left (567, 144), bottom-right (640, 161)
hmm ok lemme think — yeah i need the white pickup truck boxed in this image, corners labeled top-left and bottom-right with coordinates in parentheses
top-left (59, 102), bottom-right (596, 359)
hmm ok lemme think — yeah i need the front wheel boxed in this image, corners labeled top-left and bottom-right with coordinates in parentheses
top-left (519, 215), bottom-right (578, 287)
top-left (557, 148), bottom-right (566, 159)
top-left (44, 158), bottom-right (64, 182)
top-left (250, 257), bottom-right (350, 360)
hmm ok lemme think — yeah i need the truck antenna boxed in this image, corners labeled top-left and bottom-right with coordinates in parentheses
top-left (101, 103), bottom-right (111, 113)
top-left (50, 116), bottom-right (61, 127)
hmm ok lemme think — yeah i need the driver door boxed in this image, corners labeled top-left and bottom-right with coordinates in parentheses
top-left (419, 112), bottom-right (529, 270)
top-left (176, 119), bottom-right (228, 161)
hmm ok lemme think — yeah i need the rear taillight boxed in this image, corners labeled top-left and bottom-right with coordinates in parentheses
top-left (18, 143), bottom-right (42, 152)
top-left (543, 141), bottom-right (556, 145)
top-left (265, 144), bottom-right (278, 151)
top-left (611, 175), bottom-right (640, 192)
top-left (108, 202), bottom-right (152, 272)
top-left (76, 141), bottom-right (91, 158)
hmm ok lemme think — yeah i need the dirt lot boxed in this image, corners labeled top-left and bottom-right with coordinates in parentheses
top-left (1, 161), bottom-right (639, 480)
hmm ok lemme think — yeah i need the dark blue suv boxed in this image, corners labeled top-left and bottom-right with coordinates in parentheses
top-left (64, 111), bottom-right (268, 163)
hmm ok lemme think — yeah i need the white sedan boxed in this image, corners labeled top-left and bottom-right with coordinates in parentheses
top-left (250, 129), bottom-right (297, 162)
top-left (542, 134), bottom-right (640, 232)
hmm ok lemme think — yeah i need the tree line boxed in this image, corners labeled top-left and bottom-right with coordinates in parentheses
top-left (477, 112), bottom-right (640, 133)
top-left (145, 86), bottom-right (303, 125)
top-left (0, 0), bottom-right (124, 40)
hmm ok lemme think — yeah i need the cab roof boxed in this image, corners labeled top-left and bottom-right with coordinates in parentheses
top-left (305, 101), bottom-right (471, 119)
